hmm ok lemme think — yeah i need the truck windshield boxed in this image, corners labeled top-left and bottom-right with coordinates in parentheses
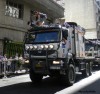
top-left (25, 31), bottom-right (60, 43)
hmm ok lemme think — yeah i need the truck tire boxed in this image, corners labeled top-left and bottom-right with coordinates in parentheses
top-left (29, 69), bottom-right (43, 84)
top-left (82, 63), bottom-right (91, 77)
top-left (89, 62), bottom-right (92, 76)
top-left (63, 64), bottom-right (76, 86)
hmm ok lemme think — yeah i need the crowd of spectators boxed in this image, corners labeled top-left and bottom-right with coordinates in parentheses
top-left (0, 53), bottom-right (29, 77)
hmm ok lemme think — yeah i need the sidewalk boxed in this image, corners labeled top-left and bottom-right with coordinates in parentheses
top-left (0, 74), bottom-right (30, 87)
top-left (0, 70), bottom-right (29, 79)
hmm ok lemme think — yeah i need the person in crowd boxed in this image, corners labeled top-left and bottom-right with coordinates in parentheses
top-left (19, 54), bottom-right (24, 71)
top-left (24, 59), bottom-right (29, 73)
top-left (7, 56), bottom-right (12, 73)
top-left (0, 52), bottom-right (3, 59)
top-left (0, 52), bottom-right (3, 73)
top-left (14, 53), bottom-right (19, 73)
top-left (11, 53), bottom-right (19, 73)
top-left (11, 55), bottom-right (16, 72)
top-left (2, 54), bottom-right (7, 77)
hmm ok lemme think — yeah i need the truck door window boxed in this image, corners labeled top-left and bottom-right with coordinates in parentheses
top-left (62, 30), bottom-right (68, 40)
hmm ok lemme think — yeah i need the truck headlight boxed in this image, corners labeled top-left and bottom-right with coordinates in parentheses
top-left (25, 60), bottom-right (29, 63)
top-left (53, 61), bottom-right (60, 64)
top-left (33, 45), bottom-right (38, 49)
top-left (29, 46), bottom-right (33, 49)
top-left (25, 46), bottom-right (29, 50)
top-left (49, 45), bottom-right (54, 49)
top-left (45, 45), bottom-right (49, 49)
top-left (40, 45), bottom-right (44, 49)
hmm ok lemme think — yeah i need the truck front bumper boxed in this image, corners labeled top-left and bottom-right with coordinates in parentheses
top-left (30, 58), bottom-right (66, 75)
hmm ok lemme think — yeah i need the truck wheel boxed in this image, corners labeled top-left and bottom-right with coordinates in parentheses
top-left (82, 63), bottom-right (91, 77)
top-left (29, 69), bottom-right (43, 84)
top-left (63, 64), bottom-right (76, 86)
top-left (89, 62), bottom-right (92, 76)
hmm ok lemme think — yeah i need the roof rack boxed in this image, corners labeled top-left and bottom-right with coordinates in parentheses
top-left (30, 23), bottom-right (63, 29)
top-left (67, 22), bottom-right (77, 26)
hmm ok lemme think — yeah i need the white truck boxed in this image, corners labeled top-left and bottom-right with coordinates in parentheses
top-left (85, 39), bottom-right (100, 67)
top-left (24, 22), bottom-right (93, 86)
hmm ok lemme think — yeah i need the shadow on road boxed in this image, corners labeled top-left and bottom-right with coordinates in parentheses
top-left (0, 67), bottom-right (99, 94)
top-left (92, 66), bottom-right (100, 72)
top-left (0, 73), bottom-right (91, 94)
top-left (0, 77), bottom-right (68, 94)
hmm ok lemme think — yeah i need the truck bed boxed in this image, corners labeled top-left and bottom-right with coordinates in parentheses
top-left (76, 56), bottom-right (95, 61)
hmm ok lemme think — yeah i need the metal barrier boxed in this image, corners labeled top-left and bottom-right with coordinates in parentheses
top-left (3, 38), bottom-right (24, 59)
top-left (0, 61), bottom-right (2, 74)
top-left (0, 59), bottom-right (29, 78)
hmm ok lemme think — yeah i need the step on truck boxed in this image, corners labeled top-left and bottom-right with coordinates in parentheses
top-left (24, 22), bottom-right (94, 86)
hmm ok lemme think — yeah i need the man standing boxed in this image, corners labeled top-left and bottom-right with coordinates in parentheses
top-left (2, 54), bottom-right (7, 78)
top-left (33, 11), bottom-right (47, 26)
top-left (14, 53), bottom-right (19, 73)
top-left (0, 52), bottom-right (3, 74)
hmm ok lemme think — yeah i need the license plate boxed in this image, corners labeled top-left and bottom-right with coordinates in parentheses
top-left (50, 66), bottom-right (60, 69)
top-left (35, 63), bottom-right (42, 67)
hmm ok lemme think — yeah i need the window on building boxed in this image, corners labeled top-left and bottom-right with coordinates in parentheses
top-left (99, 16), bottom-right (100, 22)
top-left (5, 0), bottom-right (24, 19)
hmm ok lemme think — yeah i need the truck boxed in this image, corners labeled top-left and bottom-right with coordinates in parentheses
top-left (85, 39), bottom-right (100, 67)
top-left (23, 22), bottom-right (93, 86)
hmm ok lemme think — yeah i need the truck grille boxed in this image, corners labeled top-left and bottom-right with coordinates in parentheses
top-left (30, 50), bottom-right (56, 56)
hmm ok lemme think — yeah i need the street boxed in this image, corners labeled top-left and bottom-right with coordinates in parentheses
top-left (56, 67), bottom-right (100, 94)
top-left (0, 68), bottom-right (100, 94)
top-left (0, 0), bottom-right (100, 94)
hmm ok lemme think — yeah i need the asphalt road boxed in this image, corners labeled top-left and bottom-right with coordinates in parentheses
top-left (0, 74), bottom-right (67, 94)
top-left (56, 68), bottom-right (100, 94)
top-left (0, 68), bottom-right (100, 94)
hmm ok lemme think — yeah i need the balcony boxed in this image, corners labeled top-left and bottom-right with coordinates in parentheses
top-left (53, 0), bottom-right (65, 7)
top-left (23, 0), bottom-right (64, 19)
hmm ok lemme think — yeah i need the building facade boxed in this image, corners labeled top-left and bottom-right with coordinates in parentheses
top-left (0, 0), bottom-right (64, 53)
top-left (58, 0), bottom-right (100, 40)
top-left (96, 0), bottom-right (100, 39)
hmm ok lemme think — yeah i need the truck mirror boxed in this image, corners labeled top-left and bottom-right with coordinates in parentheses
top-left (30, 34), bottom-right (35, 39)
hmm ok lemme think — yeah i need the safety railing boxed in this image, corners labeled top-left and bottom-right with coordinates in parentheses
top-left (0, 59), bottom-right (29, 78)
